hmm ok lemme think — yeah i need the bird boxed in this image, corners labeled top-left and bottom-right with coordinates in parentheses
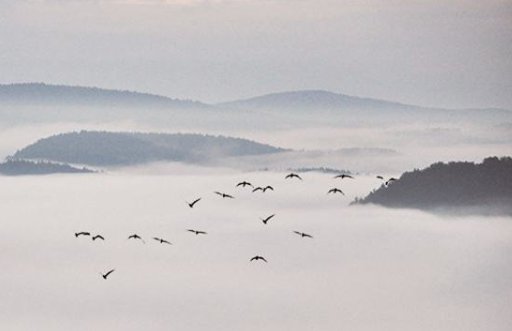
top-left (92, 234), bottom-right (105, 241)
top-left (187, 229), bottom-right (207, 235)
top-left (214, 191), bottom-right (234, 199)
top-left (187, 198), bottom-right (201, 208)
top-left (128, 234), bottom-right (145, 243)
top-left (260, 214), bottom-right (275, 224)
top-left (263, 185), bottom-right (274, 192)
top-left (293, 231), bottom-right (313, 238)
top-left (153, 237), bottom-right (172, 245)
top-left (101, 269), bottom-right (115, 280)
top-left (285, 173), bottom-right (302, 180)
top-left (250, 256), bottom-right (268, 263)
top-left (385, 177), bottom-right (398, 186)
top-left (334, 174), bottom-right (353, 179)
top-left (236, 181), bottom-right (253, 188)
top-left (75, 232), bottom-right (90, 238)
top-left (327, 188), bottom-right (344, 195)
top-left (252, 187), bottom-right (264, 193)
top-left (376, 175), bottom-right (384, 180)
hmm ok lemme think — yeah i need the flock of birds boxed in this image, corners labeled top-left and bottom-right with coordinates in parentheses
top-left (75, 172), bottom-right (397, 280)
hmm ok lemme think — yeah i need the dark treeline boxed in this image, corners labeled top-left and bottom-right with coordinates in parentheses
top-left (12, 131), bottom-right (287, 166)
top-left (0, 159), bottom-right (94, 176)
top-left (356, 157), bottom-right (512, 213)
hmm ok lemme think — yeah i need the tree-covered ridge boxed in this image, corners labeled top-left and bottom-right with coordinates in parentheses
top-left (12, 131), bottom-right (287, 166)
top-left (356, 157), bottom-right (512, 212)
top-left (0, 83), bottom-right (206, 108)
top-left (0, 159), bottom-right (94, 176)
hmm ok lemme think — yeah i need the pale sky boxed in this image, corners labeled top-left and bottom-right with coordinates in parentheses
top-left (0, 0), bottom-right (511, 108)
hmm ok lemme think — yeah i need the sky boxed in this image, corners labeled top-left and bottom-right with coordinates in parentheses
top-left (0, 0), bottom-right (511, 108)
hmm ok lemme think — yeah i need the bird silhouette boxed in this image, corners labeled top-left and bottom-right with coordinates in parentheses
top-left (187, 198), bottom-right (201, 208)
top-left (376, 175), bottom-right (384, 180)
top-left (327, 188), bottom-right (344, 195)
top-left (260, 214), bottom-right (275, 224)
top-left (334, 174), bottom-right (353, 179)
top-left (75, 232), bottom-right (90, 238)
top-left (285, 173), bottom-right (302, 180)
top-left (187, 229), bottom-right (207, 235)
top-left (263, 185), bottom-right (274, 192)
top-left (250, 255), bottom-right (268, 263)
top-left (293, 231), bottom-right (313, 238)
top-left (92, 234), bottom-right (105, 241)
top-left (101, 269), bottom-right (115, 280)
top-left (385, 177), bottom-right (398, 186)
top-left (252, 187), bottom-right (263, 193)
top-left (236, 181), bottom-right (253, 188)
top-left (128, 234), bottom-right (145, 243)
top-left (153, 237), bottom-right (172, 245)
top-left (214, 191), bottom-right (234, 199)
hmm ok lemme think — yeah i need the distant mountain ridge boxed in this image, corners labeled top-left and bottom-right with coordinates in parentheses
top-left (0, 83), bottom-right (207, 109)
top-left (12, 131), bottom-right (286, 166)
top-left (218, 89), bottom-right (424, 112)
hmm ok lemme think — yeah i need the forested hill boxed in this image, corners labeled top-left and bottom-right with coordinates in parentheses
top-left (12, 131), bottom-right (286, 166)
top-left (356, 157), bottom-right (512, 214)
top-left (0, 159), bottom-right (94, 176)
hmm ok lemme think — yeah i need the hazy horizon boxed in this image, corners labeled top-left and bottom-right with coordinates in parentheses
top-left (1, 0), bottom-right (511, 109)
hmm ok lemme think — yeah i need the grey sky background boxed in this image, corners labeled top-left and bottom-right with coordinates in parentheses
top-left (0, 0), bottom-right (511, 108)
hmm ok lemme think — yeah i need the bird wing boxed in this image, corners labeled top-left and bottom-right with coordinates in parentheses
top-left (162, 239), bottom-right (172, 245)
top-left (261, 257), bottom-right (268, 263)
top-left (214, 191), bottom-right (223, 196)
top-left (293, 231), bottom-right (302, 236)
top-left (197, 231), bottom-right (207, 235)
top-left (153, 237), bottom-right (161, 241)
top-left (105, 269), bottom-right (115, 277)
top-left (267, 214), bottom-right (275, 221)
top-left (191, 198), bottom-right (201, 205)
top-left (252, 187), bottom-right (262, 192)
top-left (264, 186), bottom-right (274, 191)
top-left (304, 233), bottom-right (313, 238)
top-left (225, 194), bottom-right (234, 198)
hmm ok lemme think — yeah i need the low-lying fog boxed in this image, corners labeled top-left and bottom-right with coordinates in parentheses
top-left (1, 171), bottom-right (511, 330)
top-left (1, 121), bottom-right (510, 174)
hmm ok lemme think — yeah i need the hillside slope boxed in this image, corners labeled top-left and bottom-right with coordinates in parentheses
top-left (12, 131), bottom-right (286, 166)
top-left (356, 157), bottom-right (512, 214)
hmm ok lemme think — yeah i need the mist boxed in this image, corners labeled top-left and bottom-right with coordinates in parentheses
top-left (1, 172), bottom-right (511, 330)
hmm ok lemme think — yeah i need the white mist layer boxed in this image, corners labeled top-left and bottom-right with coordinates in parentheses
top-left (1, 172), bottom-right (511, 330)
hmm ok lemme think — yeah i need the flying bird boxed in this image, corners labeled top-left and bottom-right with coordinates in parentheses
top-left (236, 181), bottom-right (253, 188)
top-left (187, 229), bottom-right (207, 235)
top-left (214, 191), bottom-right (234, 199)
top-left (334, 174), bottom-right (353, 179)
top-left (250, 255), bottom-right (268, 263)
top-left (92, 234), bottom-right (105, 241)
top-left (327, 188), bottom-right (344, 195)
top-left (285, 173), bottom-right (302, 180)
top-left (385, 177), bottom-right (398, 186)
top-left (252, 187), bottom-right (264, 193)
top-left (128, 234), bottom-right (145, 243)
top-left (101, 269), bottom-right (115, 280)
top-left (153, 237), bottom-right (172, 245)
top-left (293, 231), bottom-right (313, 238)
top-left (75, 232), bottom-right (90, 238)
top-left (260, 214), bottom-right (275, 224)
top-left (187, 198), bottom-right (201, 208)
top-left (263, 185), bottom-right (274, 192)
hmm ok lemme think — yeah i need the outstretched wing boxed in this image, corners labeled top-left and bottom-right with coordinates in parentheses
top-left (104, 269), bottom-right (115, 278)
